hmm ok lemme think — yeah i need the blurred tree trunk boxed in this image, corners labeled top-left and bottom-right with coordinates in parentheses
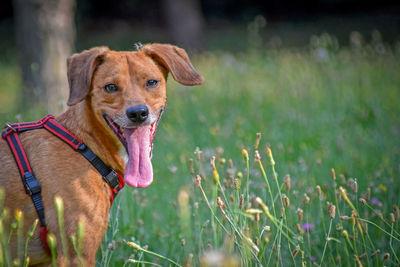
top-left (13, 0), bottom-right (75, 113)
top-left (161, 0), bottom-right (205, 51)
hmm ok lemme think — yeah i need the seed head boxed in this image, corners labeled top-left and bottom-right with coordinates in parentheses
top-left (210, 156), bottom-right (216, 170)
top-left (370, 249), bottom-right (380, 258)
top-left (303, 193), bottom-right (310, 204)
top-left (340, 174), bottom-right (346, 184)
top-left (390, 213), bottom-right (395, 223)
top-left (353, 180), bottom-right (358, 193)
top-left (329, 205), bottom-right (336, 219)
top-left (189, 158), bottom-right (194, 174)
top-left (233, 178), bottom-right (241, 190)
top-left (228, 158), bottom-right (234, 168)
top-left (282, 194), bottom-right (290, 207)
top-left (256, 197), bottom-right (269, 214)
top-left (340, 215), bottom-right (351, 220)
top-left (331, 168), bottom-right (336, 180)
top-left (316, 185), bottom-right (322, 196)
top-left (254, 133), bottom-right (262, 149)
top-left (283, 174), bottom-right (291, 191)
top-left (195, 175), bottom-right (202, 187)
top-left (280, 207), bottom-right (284, 218)
top-left (239, 194), bottom-right (244, 209)
top-left (217, 197), bottom-right (224, 209)
top-left (383, 253), bottom-right (390, 261)
top-left (359, 253), bottom-right (366, 259)
top-left (393, 205), bottom-right (400, 220)
top-left (181, 239), bottom-right (186, 246)
top-left (292, 247), bottom-right (300, 258)
top-left (245, 209), bottom-right (263, 214)
top-left (254, 150), bottom-right (261, 162)
top-left (365, 188), bottom-right (371, 201)
top-left (297, 208), bottom-right (304, 221)
top-left (359, 198), bottom-right (366, 205)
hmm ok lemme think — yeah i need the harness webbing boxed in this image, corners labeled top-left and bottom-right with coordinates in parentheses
top-left (1, 115), bottom-right (125, 254)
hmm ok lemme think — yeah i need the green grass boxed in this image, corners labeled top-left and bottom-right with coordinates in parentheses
top-left (1, 32), bottom-right (400, 266)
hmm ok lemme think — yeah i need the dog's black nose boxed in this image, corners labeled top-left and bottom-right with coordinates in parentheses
top-left (126, 105), bottom-right (149, 123)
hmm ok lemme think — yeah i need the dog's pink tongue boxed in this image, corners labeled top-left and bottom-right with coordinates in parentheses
top-left (124, 126), bottom-right (153, 188)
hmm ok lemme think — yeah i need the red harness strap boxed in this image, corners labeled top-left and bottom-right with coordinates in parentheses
top-left (2, 115), bottom-right (124, 254)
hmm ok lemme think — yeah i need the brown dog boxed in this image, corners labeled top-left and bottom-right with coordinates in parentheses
top-left (0, 43), bottom-right (204, 266)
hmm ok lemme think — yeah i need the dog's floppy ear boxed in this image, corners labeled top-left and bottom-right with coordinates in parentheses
top-left (66, 46), bottom-right (109, 106)
top-left (143, 44), bottom-right (205, 86)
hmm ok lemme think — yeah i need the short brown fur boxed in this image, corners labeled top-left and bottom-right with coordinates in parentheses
top-left (0, 43), bottom-right (204, 266)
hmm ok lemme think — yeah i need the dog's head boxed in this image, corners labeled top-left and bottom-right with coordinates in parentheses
top-left (66, 43), bottom-right (204, 187)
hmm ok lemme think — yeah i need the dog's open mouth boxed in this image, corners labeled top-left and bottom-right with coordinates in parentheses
top-left (103, 111), bottom-right (163, 188)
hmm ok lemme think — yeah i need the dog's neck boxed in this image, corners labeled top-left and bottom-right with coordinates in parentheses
top-left (55, 101), bottom-right (126, 174)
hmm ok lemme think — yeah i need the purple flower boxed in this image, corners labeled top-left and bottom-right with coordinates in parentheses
top-left (302, 223), bottom-right (314, 231)
top-left (371, 197), bottom-right (382, 207)
top-left (310, 256), bottom-right (316, 262)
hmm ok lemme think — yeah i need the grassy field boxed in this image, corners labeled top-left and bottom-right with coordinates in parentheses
top-left (1, 31), bottom-right (400, 266)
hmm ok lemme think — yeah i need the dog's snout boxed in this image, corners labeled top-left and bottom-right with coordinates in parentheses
top-left (126, 105), bottom-right (149, 123)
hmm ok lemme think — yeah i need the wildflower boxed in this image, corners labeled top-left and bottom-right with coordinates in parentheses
top-left (242, 148), bottom-right (249, 161)
top-left (310, 256), bottom-right (316, 263)
top-left (370, 197), bottom-right (382, 207)
top-left (378, 184), bottom-right (387, 192)
top-left (254, 150), bottom-right (261, 161)
top-left (266, 146), bottom-right (275, 166)
top-left (263, 225), bottom-right (271, 231)
top-left (302, 223), bottom-right (314, 231)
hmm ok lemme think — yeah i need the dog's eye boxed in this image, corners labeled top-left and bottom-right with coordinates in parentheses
top-left (146, 79), bottom-right (158, 88)
top-left (104, 84), bottom-right (119, 93)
